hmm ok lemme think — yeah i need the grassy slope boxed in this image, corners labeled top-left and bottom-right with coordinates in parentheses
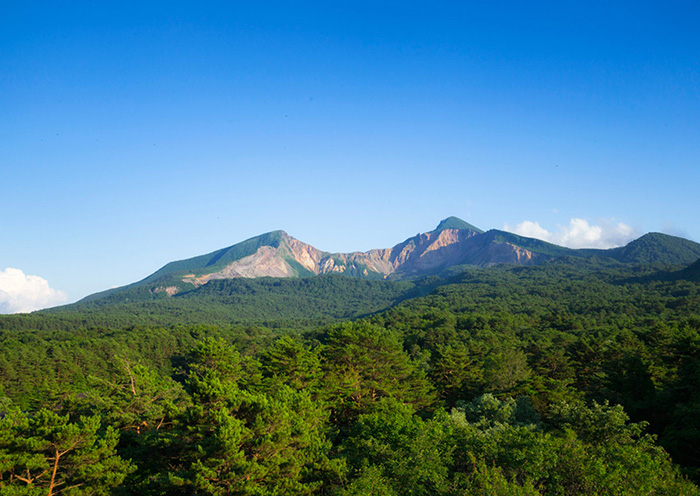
top-left (431, 216), bottom-right (484, 234)
top-left (481, 230), bottom-right (581, 258)
top-left (80, 231), bottom-right (287, 302)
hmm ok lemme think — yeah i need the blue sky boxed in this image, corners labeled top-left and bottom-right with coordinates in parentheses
top-left (1, 1), bottom-right (699, 310)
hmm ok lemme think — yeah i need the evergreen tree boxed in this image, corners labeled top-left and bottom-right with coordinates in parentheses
top-left (322, 322), bottom-right (434, 425)
top-left (0, 408), bottom-right (133, 495)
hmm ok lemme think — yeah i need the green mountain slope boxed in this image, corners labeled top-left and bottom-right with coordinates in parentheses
top-left (606, 232), bottom-right (700, 265)
top-left (479, 230), bottom-right (580, 258)
top-left (81, 231), bottom-right (288, 302)
top-left (479, 230), bottom-right (700, 266)
top-left (144, 230), bottom-right (286, 281)
top-left (431, 216), bottom-right (484, 234)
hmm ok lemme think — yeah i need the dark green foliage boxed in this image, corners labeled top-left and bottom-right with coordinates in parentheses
top-left (2, 253), bottom-right (700, 493)
top-left (0, 325), bottom-right (273, 409)
top-left (429, 343), bottom-right (481, 405)
top-left (483, 348), bottom-right (533, 395)
top-left (169, 338), bottom-right (341, 495)
top-left (448, 395), bottom-right (700, 495)
top-left (337, 465), bottom-right (399, 496)
top-left (178, 275), bottom-right (414, 321)
top-left (321, 322), bottom-right (434, 425)
top-left (675, 258), bottom-right (700, 282)
top-left (392, 259), bottom-right (700, 323)
top-left (42, 275), bottom-right (418, 329)
top-left (608, 232), bottom-right (700, 265)
top-left (77, 357), bottom-right (188, 433)
top-left (341, 398), bottom-right (454, 496)
top-left (258, 335), bottom-right (323, 393)
top-left (0, 408), bottom-right (134, 495)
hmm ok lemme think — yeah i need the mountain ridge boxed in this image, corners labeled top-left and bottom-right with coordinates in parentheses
top-left (79, 217), bottom-right (700, 304)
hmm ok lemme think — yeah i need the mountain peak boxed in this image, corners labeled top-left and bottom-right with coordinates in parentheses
top-left (609, 232), bottom-right (700, 265)
top-left (432, 216), bottom-right (484, 234)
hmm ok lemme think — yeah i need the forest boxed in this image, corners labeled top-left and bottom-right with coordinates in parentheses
top-left (1, 257), bottom-right (700, 495)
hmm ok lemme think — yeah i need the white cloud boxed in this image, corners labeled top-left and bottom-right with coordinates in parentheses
top-left (503, 218), bottom-right (638, 249)
top-left (504, 220), bottom-right (553, 242)
top-left (0, 268), bottom-right (67, 314)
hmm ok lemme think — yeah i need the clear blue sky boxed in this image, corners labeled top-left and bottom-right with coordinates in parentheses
top-left (1, 1), bottom-right (699, 309)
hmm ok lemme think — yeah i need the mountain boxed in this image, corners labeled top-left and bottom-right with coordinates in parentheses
top-left (77, 218), bottom-right (700, 306)
top-left (431, 216), bottom-right (484, 233)
top-left (81, 219), bottom-right (488, 302)
top-left (606, 232), bottom-right (700, 265)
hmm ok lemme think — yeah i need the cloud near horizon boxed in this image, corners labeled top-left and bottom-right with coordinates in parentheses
top-left (503, 218), bottom-right (638, 249)
top-left (0, 268), bottom-right (67, 314)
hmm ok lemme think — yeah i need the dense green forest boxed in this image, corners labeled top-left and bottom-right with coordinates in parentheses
top-left (25, 275), bottom-right (425, 329)
top-left (1, 258), bottom-right (700, 494)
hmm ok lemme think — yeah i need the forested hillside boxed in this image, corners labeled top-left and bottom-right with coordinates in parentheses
top-left (28, 275), bottom-right (425, 329)
top-left (1, 259), bottom-right (700, 494)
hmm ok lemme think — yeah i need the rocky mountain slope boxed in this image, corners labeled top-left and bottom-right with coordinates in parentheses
top-left (80, 217), bottom-right (700, 303)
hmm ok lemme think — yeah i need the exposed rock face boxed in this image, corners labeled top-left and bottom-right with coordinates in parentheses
top-left (388, 229), bottom-right (481, 277)
top-left (284, 236), bottom-right (325, 272)
top-left (462, 240), bottom-right (542, 267)
top-left (152, 286), bottom-right (181, 296)
top-left (178, 226), bottom-right (542, 286)
top-left (183, 245), bottom-right (302, 284)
